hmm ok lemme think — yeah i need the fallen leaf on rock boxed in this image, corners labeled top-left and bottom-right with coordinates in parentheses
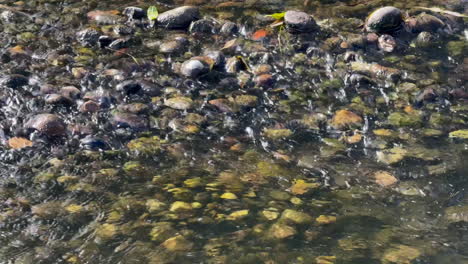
top-left (8, 137), bottom-right (33, 149)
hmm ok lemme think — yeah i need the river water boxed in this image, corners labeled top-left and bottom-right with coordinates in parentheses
top-left (0, 0), bottom-right (467, 263)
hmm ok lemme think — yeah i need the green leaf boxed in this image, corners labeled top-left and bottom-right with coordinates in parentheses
top-left (266, 12), bottom-right (286, 20)
top-left (147, 6), bottom-right (159, 21)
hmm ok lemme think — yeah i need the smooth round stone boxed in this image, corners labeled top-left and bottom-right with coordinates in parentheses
top-left (160, 38), bottom-right (188, 54)
top-left (79, 100), bottom-right (100, 113)
top-left (189, 19), bottom-right (218, 34)
top-left (80, 136), bottom-right (108, 150)
top-left (284, 10), bottom-right (318, 33)
top-left (255, 74), bottom-right (274, 87)
top-left (406, 13), bottom-right (445, 33)
top-left (203, 50), bottom-right (225, 69)
top-left (378, 34), bottom-right (397, 52)
top-left (156, 6), bottom-right (200, 29)
top-left (116, 80), bottom-right (141, 95)
top-left (111, 112), bottom-right (148, 130)
top-left (180, 59), bottom-right (210, 78)
top-left (60, 86), bottom-right (81, 99)
top-left (365, 6), bottom-right (403, 33)
top-left (25, 114), bottom-right (66, 136)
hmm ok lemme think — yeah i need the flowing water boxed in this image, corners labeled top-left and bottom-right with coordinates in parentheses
top-left (0, 0), bottom-right (467, 263)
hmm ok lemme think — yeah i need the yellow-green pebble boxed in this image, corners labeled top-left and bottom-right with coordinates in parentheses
top-left (169, 201), bottom-right (193, 212)
top-left (220, 192), bottom-right (238, 200)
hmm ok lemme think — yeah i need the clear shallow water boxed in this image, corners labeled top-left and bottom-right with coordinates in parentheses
top-left (0, 0), bottom-right (467, 263)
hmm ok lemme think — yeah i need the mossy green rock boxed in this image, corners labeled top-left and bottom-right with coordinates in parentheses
top-left (388, 112), bottom-right (422, 127)
top-left (447, 41), bottom-right (468, 58)
top-left (162, 235), bottom-right (193, 252)
top-left (263, 128), bottom-right (293, 140)
top-left (268, 223), bottom-right (297, 239)
top-left (444, 205), bottom-right (468, 223)
top-left (95, 223), bottom-right (119, 242)
top-left (376, 147), bottom-right (407, 165)
top-left (127, 136), bottom-right (161, 155)
top-left (449, 130), bottom-right (468, 139)
top-left (279, 209), bottom-right (313, 225)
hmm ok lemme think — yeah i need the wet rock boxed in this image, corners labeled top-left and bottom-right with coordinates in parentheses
top-left (60, 86), bottom-right (81, 99)
top-left (0, 74), bottom-right (28, 88)
top-left (108, 38), bottom-right (130, 50)
top-left (268, 223), bottom-right (297, 239)
top-left (113, 25), bottom-right (135, 36)
top-left (220, 21), bottom-right (238, 35)
top-left (118, 103), bottom-right (149, 114)
top-left (372, 171), bottom-right (398, 187)
top-left (365, 6), bottom-right (403, 33)
top-left (329, 110), bottom-right (363, 130)
top-left (444, 205), bottom-right (468, 223)
top-left (254, 74), bottom-right (274, 87)
top-left (87, 10), bottom-right (123, 25)
top-left (112, 112), bottom-right (148, 130)
top-left (284, 10), bottom-right (318, 33)
top-left (123, 7), bottom-right (146, 20)
top-left (180, 58), bottom-right (210, 78)
top-left (116, 80), bottom-right (141, 95)
top-left (95, 223), bottom-right (119, 242)
top-left (44, 94), bottom-right (73, 105)
top-left (406, 13), bottom-right (445, 33)
top-left (76, 28), bottom-right (101, 47)
top-left (412, 31), bottom-right (436, 49)
top-left (80, 136), bottom-right (108, 150)
top-left (156, 6), bottom-right (200, 29)
top-left (25, 114), bottom-right (66, 136)
top-left (98, 35), bottom-right (113, 48)
top-left (225, 57), bottom-right (248, 73)
top-left (381, 245), bottom-right (421, 264)
top-left (79, 100), bottom-right (100, 113)
top-left (203, 50), bottom-right (225, 69)
top-left (160, 37), bottom-right (189, 55)
top-left (376, 147), bottom-right (407, 165)
top-left (164, 97), bottom-right (194, 110)
top-left (127, 136), bottom-right (161, 155)
top-left (150, 222), bottom-right (176, 242)
top-left (447, 41), bottom-right (467, 58)
top-left (378, 34), bottom-right (397, 52)
top-left (279, 209), bottom-right (313, 225)
top-left (162, 235), bottom-right (193, 251)
top-left (139, 80), bottom-right (162, 96)
top-left (189, 18), bottom-right (218, 34)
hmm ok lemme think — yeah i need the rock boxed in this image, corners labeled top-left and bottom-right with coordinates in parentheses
top-left (387, 112), bottom-right (422, 127)
top-left (227, 209), bottom-right (249, 220)
top-left (444, 205), bottom-right (468, 223)
top-left (123, 6), bottom-right (146, 20)
top-left (376, 147), bottom-right (407, 165)
top-left (8, 137), bottom-right (33, 149)
top-left (170, 201), bottom-right (193, 212)
top-left (279, 209), bottom-right (313, 225)
top-left (156, 6), bottom-right (200, 29)
top-left (87, 10), bottom-right (123, 25)
top-left (0, 74), bottom-right (28, 89)
top-left (95, 223), bottom-right (119, 242)
top-left (378, 34), bottom-right (397, 52)
top-left (127, 136), bottom-right (161, 155)
top-left (80, 136), bottom-right (108, 150)
top-left (220, 192), bottom-right (238, 199)
top-left (44, 93), bottom-right (72, 105)
top-left (225, 57), bottom-right (248, 73)
top-left (79, 100), bottom-right (100, 113)
top-left (284, 11), bottom-right (318, 33)
top-left (162, 235), bottom-right (193, 251)
top-left (180, 58), bottom-right (210, 78)
top-left (220, 21), bottom-right (238, 35)
top-left (269, 223), bottom-right (297, 239)
top-left (316, 215), bottom-right (337, 225)
top-left (365, 6), bottom-right (403, 33)
top-left (76, 28), bottom-right (101, 47)
top-left (329, 110), bottom-right (363, 130)
top-left (406, 13), bottom-right (445, 33)
top-left (164, 97), bottom-right (194, 110)
top-left (116, 80), bottom-right (141, 95)
top-left (447, 41), bottom-right (467, 58)
top-left (160, 37), bottom-right (189, 54)
top-left (412, 31), bottom-right (436, 49)
top-left (25, 114), bottom-right (66, 136)
top-left (263, 128), bottom-right (292, 140)
top-left (449, 129), bottom-right (468, 139)
top-left (108, 38), bottom-right (130, 50)
top-left (150, 222), bottom-right (176, 242)
top-left (373, 171), bottom-right (398, 187)
top-left (98, 35), bottom-right (113, 48)
top-left (60, 86), bottom-right (81, 99)
top-left (111, 112), bottom-right (148, 130)
top-left (189, 18), bottom-right (218, 34)
top-left (254, 74), bottom-right (274, 87)
top-left (381, 245), bottom-right (421, 264)
top-left (203, 50), bottom-right (225, 69)
top-left (113, 25), bottom-right (134, 36)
